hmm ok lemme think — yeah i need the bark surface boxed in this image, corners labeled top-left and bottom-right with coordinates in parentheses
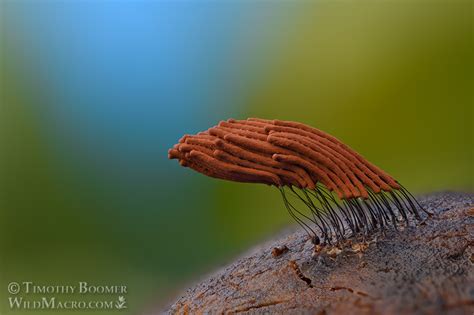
top-left (164, 192), bottom-right (473, 315)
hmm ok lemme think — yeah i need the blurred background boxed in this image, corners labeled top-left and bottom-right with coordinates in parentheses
top-left (0, 1), bottom-right (472, 314)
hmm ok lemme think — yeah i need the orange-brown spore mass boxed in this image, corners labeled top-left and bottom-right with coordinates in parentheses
top-left (168, 118), bottom-right (399, 199)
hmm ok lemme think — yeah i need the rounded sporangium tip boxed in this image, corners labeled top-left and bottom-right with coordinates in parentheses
top-left (214, 138), bottom-right (224, 148)
top-left (179, 135), bottom-right (190, 143)
top-left (263, 126), bottom-right (273, 133)
top-left (168, 149), bottom-right (179, 160)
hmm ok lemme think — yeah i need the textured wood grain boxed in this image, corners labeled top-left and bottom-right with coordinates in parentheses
top-left (161, 192), bottom-right (473, 315)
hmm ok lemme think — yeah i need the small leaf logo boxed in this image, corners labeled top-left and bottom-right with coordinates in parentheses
top-left (115, 296), bottom-right (127, 309)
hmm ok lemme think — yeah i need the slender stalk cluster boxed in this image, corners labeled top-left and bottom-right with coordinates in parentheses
top-left (169, 118), bottom-right (429, 244)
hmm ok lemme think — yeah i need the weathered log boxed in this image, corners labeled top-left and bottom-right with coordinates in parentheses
top-left (163, 192), bottom-right (473, 314)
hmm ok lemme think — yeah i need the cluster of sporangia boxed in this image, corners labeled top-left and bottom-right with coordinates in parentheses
top-left (169, 118), bottom-right (427, 245)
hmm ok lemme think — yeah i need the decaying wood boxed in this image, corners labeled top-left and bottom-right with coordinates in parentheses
top-left (162, 192), bottom-right (473, 315)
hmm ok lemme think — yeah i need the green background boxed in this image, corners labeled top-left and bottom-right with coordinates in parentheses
top-left (1, 1), bottom-right (472, 314)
